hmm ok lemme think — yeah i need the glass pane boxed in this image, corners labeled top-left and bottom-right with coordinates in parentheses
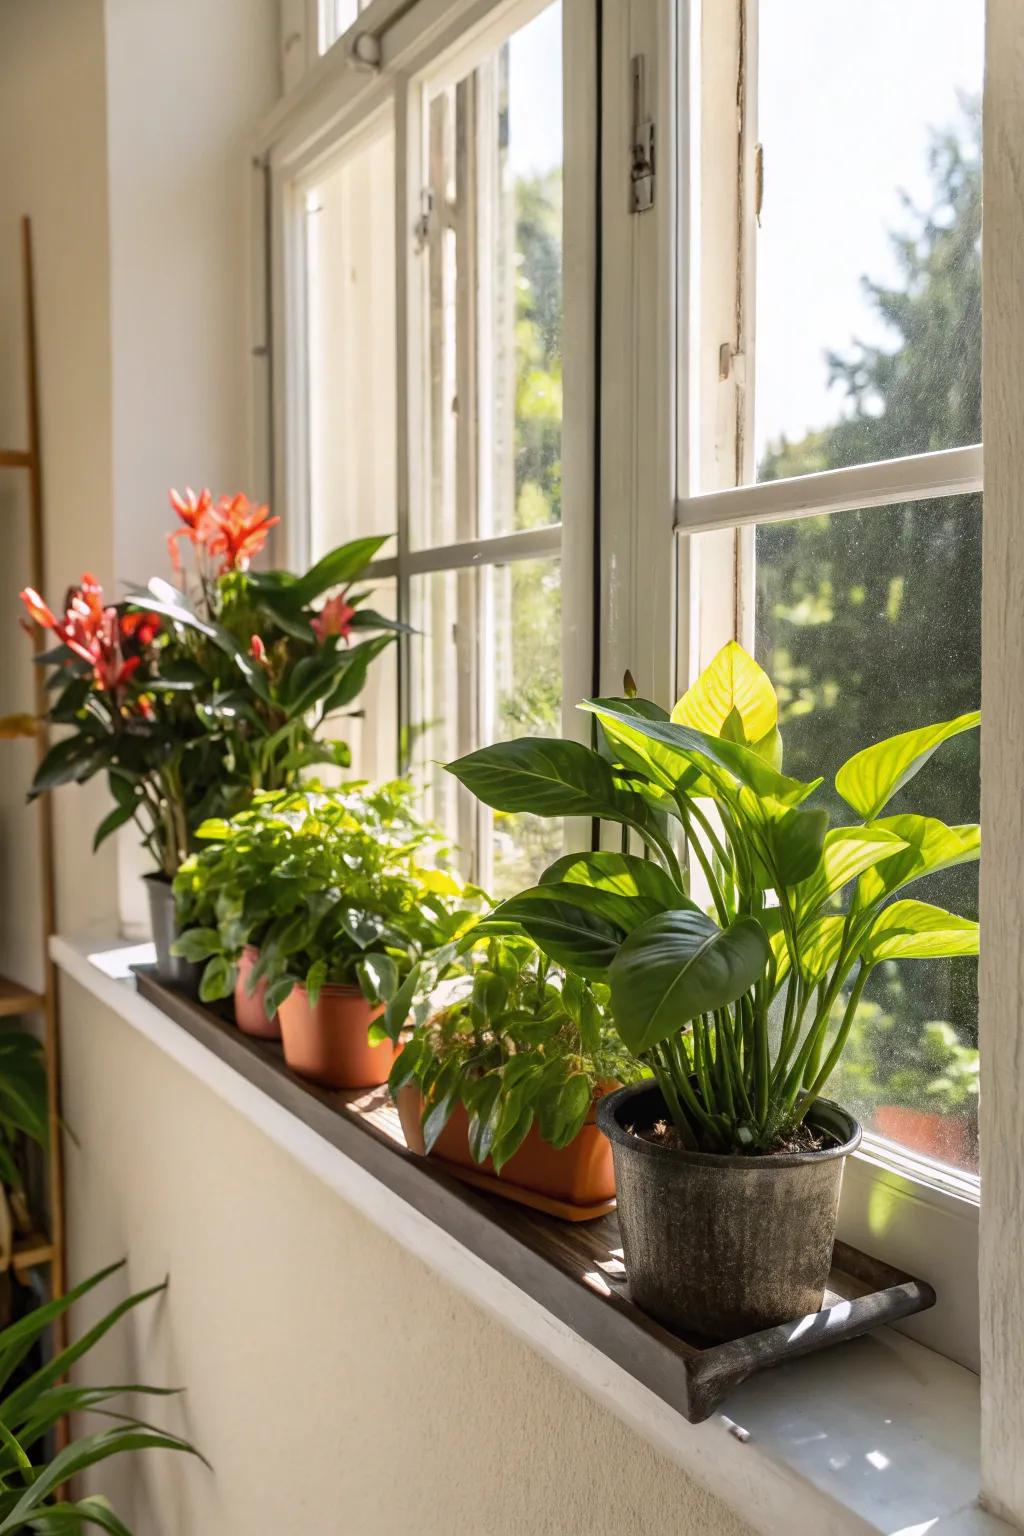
top-left (305, 120), bottom-right (397, 557)
top-left (484, 558), bottom-right (563, 896)
top-left (753, 494), bottom-right (981, 1172)
top-left (319, 0), bottom-right (359, 53)
top-left (335, 577), bottom-right (398, 786)
top-left (416, 1), bottom-right (563, 547)
top-left (409, 557), bottom-right (562, 895)
top-left (753, 1), bottom-right (983, 482)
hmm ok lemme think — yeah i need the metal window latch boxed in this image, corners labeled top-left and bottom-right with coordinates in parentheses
top-left (413, 187), bottom-right (434, 253)
top-left (630, 55), bottom-right (655, 213)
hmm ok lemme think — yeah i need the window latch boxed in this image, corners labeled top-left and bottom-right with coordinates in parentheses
top-left (630, 55), bottom-right (655, 214)
top-left (413, 187), bottom-right (435, 253)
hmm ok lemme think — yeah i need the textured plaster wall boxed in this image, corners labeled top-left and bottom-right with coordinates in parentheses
top-left (980, 0), bottom-right (1024, 1524)
top-left (61, 978), bottom-right (754, 1536)
top-left (0, 0), bottom-right (118, 965)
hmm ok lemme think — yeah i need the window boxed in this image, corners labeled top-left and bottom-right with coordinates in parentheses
top-left (318, 0), bottom-right (371, 56)
top-left (408, 1), bottom-right (565, 893)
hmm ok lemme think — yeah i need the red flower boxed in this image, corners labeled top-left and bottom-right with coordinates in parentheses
top-left (206, 494), bottom-right (279, 573)
top-left (168, 486), bottom-right (214, 571)
top-left (250, 634), bottom-right (267, 664)
top-left (120, 610), bottom-right (161, 647)
top-left (19, 587), bottom-right (57, 629)
top-left (311, 592), bottom-right (355, 645)
top-left (20, 575), bottom-right (143, 700)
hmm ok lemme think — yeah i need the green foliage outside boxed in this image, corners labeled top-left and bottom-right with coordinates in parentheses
top-left (756, 100), bottom-right (981, 1151)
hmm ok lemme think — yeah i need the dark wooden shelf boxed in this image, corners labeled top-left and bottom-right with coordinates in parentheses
top-left (0, 449), bottom-right (31, 469)
top-left (134, 966), bottom-right (936, 1424)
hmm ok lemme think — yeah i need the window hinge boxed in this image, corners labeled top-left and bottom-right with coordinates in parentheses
top-left (630, 55), bottom-right (655, 214)
top-left (413, 187), bottom-right (435, 253)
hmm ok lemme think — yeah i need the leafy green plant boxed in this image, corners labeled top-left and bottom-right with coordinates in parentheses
top-left (172, 783), bottom-right (481, 1018)
top-left (0, 1034), bottom-right (47, 1204)
top-left (445, 641), bottom-right (980, 1155)
top-left (21, 493), bottom-right (404, 877)
top-left (0, 1259), bottom-right (200, 1533)
top-left (389, 934), bottom-right (643, 1172)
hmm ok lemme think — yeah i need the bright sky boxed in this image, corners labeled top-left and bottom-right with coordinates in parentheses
top-left (507, 2), bottom-right (563, 178)
top-left (755, 0), bottom-right (984, 458)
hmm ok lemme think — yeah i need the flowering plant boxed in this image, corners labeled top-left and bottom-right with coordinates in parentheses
top-left (21, 490), bottom-right (401, 876)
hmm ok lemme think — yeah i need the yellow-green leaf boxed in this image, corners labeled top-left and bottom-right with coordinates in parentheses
top-left (836, 712), bottom-right (980, 821)
top-left (672, 641), bottom-right (778, 745)
top-left (855, 816), bottom-right (980, 908)
top-left (795, 826), bottom-right (908, 918)
top-left (863, 900), bottom-right (980, 962)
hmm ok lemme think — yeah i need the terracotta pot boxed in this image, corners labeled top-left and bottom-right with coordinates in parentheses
top-left (396, 1083), bottom-right (616, 1208)
top-left (599, 1081), bottom-right (861, 1341)
top-left (233, 947), bottom-right (280, 1040)
top-left (278, 983), bottom-right (397, 1089)
top-left (874, 1104), bottom-right (969, 1167)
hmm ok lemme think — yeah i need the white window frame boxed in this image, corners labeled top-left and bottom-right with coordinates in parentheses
top-left (254, 0), bottom-right (597, 876)
top-left (600, 0), bottom-right (982, 1370)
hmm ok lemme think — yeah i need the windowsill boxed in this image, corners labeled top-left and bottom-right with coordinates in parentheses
top-left (52, 931), bottom-right (1011, 1536)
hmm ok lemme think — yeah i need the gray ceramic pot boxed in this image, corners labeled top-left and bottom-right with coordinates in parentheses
top-left (144, 874), bottom-right (203, 993)
top-left (598, 1081), bottom-right (861, 1341)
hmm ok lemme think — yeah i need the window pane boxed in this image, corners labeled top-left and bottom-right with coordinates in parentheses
top-left (409, 557), bottom-right (562, 895)
top-left (305, 121), bottom-right (397, 556)
top-left (753, 1), bottom-right (982, 482)
top-left (753, 495), bottom-right (981, 1172)
top-left (416, 2), bottom-right (563, 548)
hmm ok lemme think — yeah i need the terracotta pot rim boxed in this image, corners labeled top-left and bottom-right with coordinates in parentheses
top-left (597, 1082), bottom-right (861, 1169)
top-left (288, 981), bottom-right (369, 1001)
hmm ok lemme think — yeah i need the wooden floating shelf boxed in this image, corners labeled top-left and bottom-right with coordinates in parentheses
top-left (0, 449), bottom-right (32, 469)
top-left (135, 966), bottom-right (937, 1424)
top-left (0, 976), bottom-right (45, 1018)
top-left (11, 1232), bottom-right (55, 1276)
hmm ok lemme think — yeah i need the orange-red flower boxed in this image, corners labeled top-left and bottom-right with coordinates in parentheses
top-left (206, 494), bottom-right (279, 573)
top-left (250, 634), bottom-right (267, 664)
top-left (167, 487), bottom-right (214, 571)
top-left (311, 592), bottom-right (355, 645)
top-left (20, 576), bottom-right (145, 699)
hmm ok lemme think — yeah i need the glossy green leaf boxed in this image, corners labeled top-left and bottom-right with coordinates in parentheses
top-left (445, 737), bottom-right (627, 820)
top-left (539, 849), bottom-right (682, 907)
top-left (836, 711), bottom-right (980, 820)
top-left (170, 927), bottom-right (220, 963)
top-left (862, 900), bottom-right (980, 962)
top-left (487, 889), bottom-right (628, 977)
top-left (758, 806), bottom-right (830, 888)
top-left (854, 815), bottom-right (980, 907)
top-left (794, 826), bottom-right (908, 917)
top-left (608, 909), bottom-right (769, 1054)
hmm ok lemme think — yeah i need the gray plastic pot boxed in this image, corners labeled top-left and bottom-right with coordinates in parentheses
top-left (144, 874), bottom-right (202, 993)
top-left (598, 1081), bottom-right (862, 1341)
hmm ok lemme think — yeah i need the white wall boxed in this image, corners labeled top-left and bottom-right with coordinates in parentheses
top-left (0, 0), bottom-right (118, 969)
top-left (102, 0), bottom-right (280, 933)
top-left (61, 977), bottom-right (755, 1536)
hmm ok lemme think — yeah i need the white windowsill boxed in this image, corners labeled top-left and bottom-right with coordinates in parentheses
top-left (52, 931), bottom-right (1011, 1536)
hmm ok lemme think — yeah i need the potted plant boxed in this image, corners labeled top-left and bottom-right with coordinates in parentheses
top-left (174, 784), bottom-right (479, 1087)
top-left (388, 933), bottom-right (645, 1218)
top-left (19, 489), bottom-right (402, 983)
top-left (446, 641), bottom-right (980, 1338)
top-left (0, 1259), bottom-right (200, 1532)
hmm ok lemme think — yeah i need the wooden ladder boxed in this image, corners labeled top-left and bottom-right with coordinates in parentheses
top-left (0, 216), bottom-right (66, 1319)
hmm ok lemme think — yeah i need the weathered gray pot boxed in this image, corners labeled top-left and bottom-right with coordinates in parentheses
top-left (144, 874), bottom-right (202, 993)
top-left (598, 1081), bottom-right (862, 1341)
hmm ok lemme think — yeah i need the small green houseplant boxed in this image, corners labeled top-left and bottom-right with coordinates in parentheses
top-left (20, 490), bottom-right (401, 983)
top-left (446, 642), bottom-right (980, 1336)
top-left (389, 933), bottom-right (643, 1214)
top-left (0, 1260), bottom-right (199, 1533)
top-left (173, 784), bottom-right (479, 1086)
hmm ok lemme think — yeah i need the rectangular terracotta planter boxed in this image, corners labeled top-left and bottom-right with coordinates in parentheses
top-left (396, 1083), bottom-right (616, 1221)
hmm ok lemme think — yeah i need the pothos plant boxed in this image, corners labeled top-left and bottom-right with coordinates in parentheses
top-left (172, 783), bottom-right (481, 1017)
top-left (446, 642), bottom-right (981, 1156)
top-left (387, 933), bottom-right (644, 1172)
top-left (19, 489), bottom-right (403, 877)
